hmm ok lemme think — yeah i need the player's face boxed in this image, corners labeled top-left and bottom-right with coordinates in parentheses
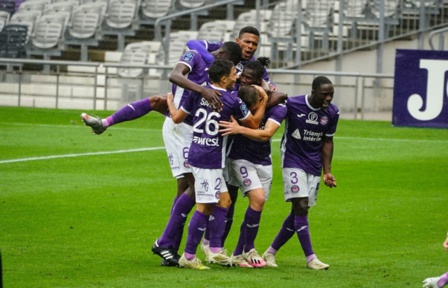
top-left (224, 66), bottom-right (239, 90)
top-left (239, 68), bottom-right (262, 86)
top-left (236, 33), bottom-right (259, 61)
top-left (312, 83), bottom-right (334, 109)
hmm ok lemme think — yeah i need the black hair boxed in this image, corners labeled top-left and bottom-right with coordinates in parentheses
top-left (312, 76), bottom-right (333, 90)
top-left (209, 59), bottom-right (234, 84)
top-left (242, 60), bottom-right (265, 83)
top-left (238, 26), bottom-right (260, 38)
top-left (220, 41), bottom-right (242, 65)
top-left (256, 56), bottom-right (271, 67)
top-left (238, 85), bottom-right (259, 109)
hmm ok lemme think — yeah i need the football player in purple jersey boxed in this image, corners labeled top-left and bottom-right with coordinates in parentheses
top-left (167, 59), bottom-right (268, 269)
top-left (186, 26), bottom-right (277, 91)
top-left (257, 76), bottom-right (339, 270)
top-left (422, 231), bottom-right (448, 288)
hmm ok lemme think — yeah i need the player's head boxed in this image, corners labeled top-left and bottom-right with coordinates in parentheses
top-left (237, 85), bottom-right (260, 112)
top-left (215, 41), bottom-right (242, 65)
top-left (310, 76), bottom-right (334, 109)
top-left (209, 59), bottom-right (238, 90)
top-left (239, 57), bottom-right (269, 87)
top-left (236, 26), bottom-right (260, 61)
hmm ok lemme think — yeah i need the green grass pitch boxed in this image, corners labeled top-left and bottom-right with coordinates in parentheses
top-left (0, 106), bottom-right (447, 288)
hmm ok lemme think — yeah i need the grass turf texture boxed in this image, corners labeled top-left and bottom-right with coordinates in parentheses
top-left (0, 106), bottom-right (447, 288)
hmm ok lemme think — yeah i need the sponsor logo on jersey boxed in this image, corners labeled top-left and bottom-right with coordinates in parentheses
top-left (193, 136), bottom-right (219, 146)
top-left (292, 129), bottom-right (301, 139)
top-left (183, 160), bottom-right (190, 168)
top-left (297, 113), bottom-right (306, 118)
top-left (182, 53), bottom-right (194, 62)
top-left (305, 112), bottom-right (319, 125)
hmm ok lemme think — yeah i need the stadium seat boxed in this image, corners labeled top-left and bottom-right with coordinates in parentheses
top-left (197, 21), bottom-right (227, 41)
top-left (9, 10), bottom-right (40, 39)
top-left (102, 0), bottom-right (139, 51)
top-left (0, 23), bottom-right (28, 58)
top-left (178, 0), bottom-right (205, 9)
top-left (0, 10), bottom-right (10, 31)
top-left (16, 0), bottom-right (47, 18)
top-left (28, 14), bottom-right (64, 66)
top-left (140, 0), bottom-right (172, 19)
top-left (65, 3), bottom-right (103, 61)
top-left (0, 0), bottom-right (16, 16)
top-left (117, 41), bottom-right (152, 78)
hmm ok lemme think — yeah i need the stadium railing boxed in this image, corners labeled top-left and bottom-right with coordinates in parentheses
top-left (0, 57), bottom-right (394, 120)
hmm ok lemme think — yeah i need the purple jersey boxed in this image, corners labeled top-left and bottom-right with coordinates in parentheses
top-left (186, 40), bottom-right (271, 83)
top-left (281, 95), bottom-right (339, 176)
top-left (181, 84), bottom-right (251, 169)
top-left (172, 50), bottom-right (209, 125)
top-left (227, 103), bottom-right (287, 165)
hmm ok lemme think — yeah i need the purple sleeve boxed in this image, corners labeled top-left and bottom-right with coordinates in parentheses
top-left (185, 40), bottom-right (219, 64)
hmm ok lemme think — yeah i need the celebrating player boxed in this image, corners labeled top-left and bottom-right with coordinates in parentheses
top-left (261, 76), bottom-right (338, 270)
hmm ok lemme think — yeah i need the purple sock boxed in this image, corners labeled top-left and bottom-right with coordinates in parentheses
top-left (243, 207), bottom-right (261, 253)
top-left (270, 212), bottom-right (295, 251)
top-left (158, 193), bottom-right (195, 249)
top-left (438, 272), bottom-right (448, 287)
top-left (170, 196), bottom-right (179, 214)
top-left (209, 206), bottom-right (228, 250)
top-left (106, 98), bottom-right (152, 127)
top-left (221, 201), bottom-right (235, 247)
top-left (185, 210), bottom-right (208, 255)
top-left (233, 220), bottom-right (246, 256)
top-left (294, 215), bottom-right (314, 257)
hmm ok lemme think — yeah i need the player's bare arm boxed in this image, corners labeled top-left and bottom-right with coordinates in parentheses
top-left (241, 85), bottom-right (268, 129)
top-left (219, 116), bottom-right (280, 141)
top-left (267, 90), bottom-right (288, 108)
top-left (166, 93), bottom-right (188, 124)
top-left (169, 63), bottom-right (223, 111)
top-left (322, 136), bottom-right (336, 188)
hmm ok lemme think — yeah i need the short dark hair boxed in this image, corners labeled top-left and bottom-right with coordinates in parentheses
top-left (220, 41), bottom-right (242, 65)
top-left (238, 85), bottom-right (259, 109)
top-left (209, 59), bottom-right (234, 84)
top-left (312, 76), bottom-right (332, 90)
top-left (242, 60), bottom-right (265, 83)
top-left (238, 26), bottom-right (260, 38)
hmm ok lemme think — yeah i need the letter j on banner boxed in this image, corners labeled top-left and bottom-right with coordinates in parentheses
top-left (393, 49), bottom-right (448, 128)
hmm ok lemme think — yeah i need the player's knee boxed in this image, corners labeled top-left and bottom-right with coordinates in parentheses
top-left (217, 193), bottom-right (232, 208)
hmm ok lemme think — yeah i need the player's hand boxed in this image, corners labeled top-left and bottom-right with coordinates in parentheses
top-left (269, 83), bottom-right (277, 92)
top-left (323, 173), bottom-right (337, 188)
top-left (219, 116), bottom-right (240, 136)
top-left (252, 85), bottom-right (268, 104)
top-left (201, 88), bottom-right (223, 111)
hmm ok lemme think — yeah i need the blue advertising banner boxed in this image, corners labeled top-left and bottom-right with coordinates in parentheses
top-left (393, 49), bottom-right (448, 128)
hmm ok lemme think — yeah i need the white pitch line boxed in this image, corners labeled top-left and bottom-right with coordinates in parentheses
top-left (0, 136), bottom-right (446, 165)
top-left (0, 147), bottom-right (165, 164)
